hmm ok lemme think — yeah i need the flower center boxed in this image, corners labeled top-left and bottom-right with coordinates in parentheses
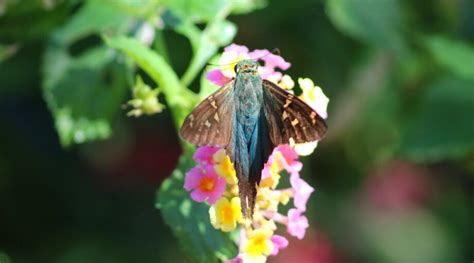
top-left (248, 235), bottom-right (267, 255)
top-left (199, 176), bottom-right (215, 192)
top-left (220, 204), bottom-right (234, 222)
top-left (307, 90), bottom-right (316, 102)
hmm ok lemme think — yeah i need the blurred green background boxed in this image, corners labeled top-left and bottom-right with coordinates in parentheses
top-left (0, 0), bottom-right (473, 262)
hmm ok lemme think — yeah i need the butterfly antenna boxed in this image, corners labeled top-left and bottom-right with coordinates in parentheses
top-left (205, 61), bottom-right (240, 68)
top-left (206, 48), bottom-right (281, 67)
top-left (251, 48), bottom-right (281, 62)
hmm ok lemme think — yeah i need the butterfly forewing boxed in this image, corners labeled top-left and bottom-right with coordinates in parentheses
top-left (180, 82), bottom-right (235, 147)
top-left (262, 79), bottom-right (327, 145)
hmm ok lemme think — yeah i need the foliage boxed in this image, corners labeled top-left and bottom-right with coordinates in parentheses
top-left (0, 0), bottom-right (473, 262)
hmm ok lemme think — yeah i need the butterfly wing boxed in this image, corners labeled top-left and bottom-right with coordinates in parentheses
top-left (180, 82), bottom-right (235, 147)
top-left (262, 79), bottom-right (327, 145)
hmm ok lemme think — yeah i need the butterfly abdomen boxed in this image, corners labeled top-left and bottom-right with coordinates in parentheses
top-left (228, 72), bottom-right (272, 217)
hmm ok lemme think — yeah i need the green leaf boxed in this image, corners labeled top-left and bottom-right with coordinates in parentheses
top-left (160, 0), bottom-right (229, 23)
top-left (0, 251), bottom-right (11, 263)
top-left (51, 0), bottom-right (131, 45)
top-left (230, 0), bottom-right (267, 14)
top-left (42, 46), bottom-right (128, 147)
top-left (105, 36), bottom-right (197, 128)
top-left (424, 35), bottom-right (474, 81)
top-left (207, 20), bottom-right (237, 47)
top-left (400, 75), bottom-right (474, 162)
top-left (0, 1), bottom-right (73, 41)
top-left (326, 0), bottom-right (404, 52)
top-left (39, 0), bottom-right (136, 147)
top-left (180, 19), bottom-right (236, 86)
top-left (100, 0), bottom-right (161, 18)
top-left (156, 153), bottom-right (238, 262)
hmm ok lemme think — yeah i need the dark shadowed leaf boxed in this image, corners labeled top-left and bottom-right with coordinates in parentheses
top-left (156, 153), bottom-right (237, 262)
top-left (42, 46), bottom-right (128, 147)
top-left (40, 1), bottom-right (133, 147)
top-left (326, 0), bottom-right (404, 53)
top-left (400, 75), bottom-right (474, 162)
top-left (423, 36), bottom-right (474, 81)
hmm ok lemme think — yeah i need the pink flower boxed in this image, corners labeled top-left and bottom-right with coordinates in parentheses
top-left (287, 209), bottom-right (309, 239)
top-left (193, 146), bottom-right (220, 165)
top-left (206, 69), bottom-right (233, 86)
top-left (274, 145), bottom-right (302, 173)
top-left (206, 44), bottom-right (291, 86)
top-left (270, 235), bottom-right (289, 256)
top-left (226, 256), bottom-right (243, 263)
top-left (290, 173), bottom-right (314, 212)
top-left (262, 53), bottom-right (291, 70)
top-left (248, 50), bottom-right (291, 70)
top-left (183, 164), bottom-right (226, 204)
top-left (224, 44), bottom-right (249, 54)
top-left (248, 49), bottom-right (269, 59)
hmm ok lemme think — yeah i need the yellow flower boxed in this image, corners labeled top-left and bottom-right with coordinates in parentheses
top-left (280, 189), bottom-right (292, 205)
top-left (256, 188), bottom-right (279, 212)
top-left (209, 197), bottom-right (242, 232)
top-left (260, 153), bottom-right (284, 189)
top-left (291, 78), bottom-right (329, 156)
top-left (289, 138), bottom-right (319, 157)
top-left (127, 76), bottom-right (164, 117)
top-left (243, 228), bottom-right (274, 257)
top-left (241, 253), bottom-right (266, 263)
top-left (278, 74), bottom-right (295, 90)
top-left (213, 149), bottom-right (237, 184)
top-left (259, 168), bottom-right (280, 189)
top-left (298, 77), bottom-right (329, 119)
top-left (229, 183), bottom-right (239, 196)
top-left (253, 211), bottom-right (277, 231)
top-left (220, 52), bottom-right (249, 78)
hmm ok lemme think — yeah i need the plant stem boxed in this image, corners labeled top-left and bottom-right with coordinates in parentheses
top-left (180, 4), bottom-right (233, 87)
top-left (153, 29), bottom-right (170, 63)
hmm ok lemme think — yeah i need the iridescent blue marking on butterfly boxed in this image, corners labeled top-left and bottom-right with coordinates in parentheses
top-left (180, 60), bottom-right (327, 217)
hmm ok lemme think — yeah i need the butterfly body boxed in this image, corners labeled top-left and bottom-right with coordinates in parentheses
top-left (180, 59), bottom-right (327, 217)
top-left (229, 62), bottom-right (270, 215)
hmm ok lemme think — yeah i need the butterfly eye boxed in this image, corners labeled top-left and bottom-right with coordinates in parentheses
top-left (234, 64), bottom-right (239, 73)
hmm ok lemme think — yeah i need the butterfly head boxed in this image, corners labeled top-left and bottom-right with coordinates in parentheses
top-left (234, 60), bottom-right (259, 75)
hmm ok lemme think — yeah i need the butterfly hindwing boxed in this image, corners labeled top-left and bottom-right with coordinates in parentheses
top-left (180, 82), bottom-right (235, 147)
top-left (262, 79), bottom-right (327, 145)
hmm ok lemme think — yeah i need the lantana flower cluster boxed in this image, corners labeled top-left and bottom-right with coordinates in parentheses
top-left (184, 44), bottom-right (329, 262)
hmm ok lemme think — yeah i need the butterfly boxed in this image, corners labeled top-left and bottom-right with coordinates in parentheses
top-left (180, 59), bottom-right (327, 217)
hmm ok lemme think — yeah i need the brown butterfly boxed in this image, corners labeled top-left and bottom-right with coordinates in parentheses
top-left (180, 60), bottom-right (327, 217)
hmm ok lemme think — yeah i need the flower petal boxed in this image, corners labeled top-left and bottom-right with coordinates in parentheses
top-left (248, 49), bottom-right (271, 59)
top-left (190, 189), bottom-right (208, 202)
top-left (224, 44), bottom-right (249, 54)
top-left (293, 141), bottom-right (318, 156)
top-left (184, 167), bottom-right (204, 190)
top-left (207, 176), bottom-right (227, 204)
top-left (206, 69), bottom-right (233, 86)
top-left (270, 235), bottom-right (289, 256)
top-left (287, 208), bottom-right (309, 239)
top-left (290, 173), bottom-right (314, 212)
top-left (263, 53), bottom-right (291, 70)
top-left (193, 146), bottom-right (220, 164)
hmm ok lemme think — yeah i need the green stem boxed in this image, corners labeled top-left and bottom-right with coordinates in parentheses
top-left (180, 4), bottom-right (232, 87)
top-left (153, 29), bottom-right (171, 63)
top-left (180, 46), bottom-right (212, 87)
